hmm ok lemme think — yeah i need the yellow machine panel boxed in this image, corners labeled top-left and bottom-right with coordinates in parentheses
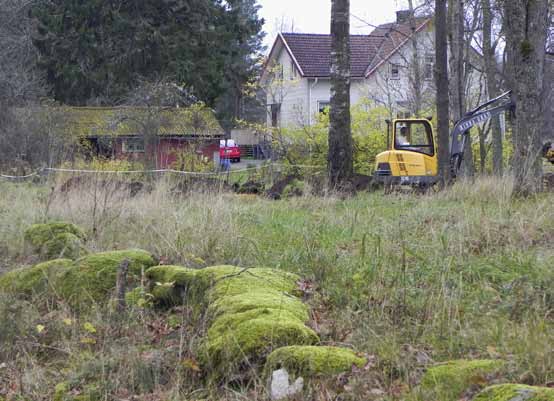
top-left (374, 118), bottom-right (438, 186)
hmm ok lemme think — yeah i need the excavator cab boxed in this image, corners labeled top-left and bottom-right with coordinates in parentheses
top-left (374, 91), bottom-right (515, 188)
top-left (374, 118), bottom-right (439, 186)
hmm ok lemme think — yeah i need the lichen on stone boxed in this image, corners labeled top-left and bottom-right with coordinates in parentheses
top-left (419, 359), bottom-right (506, 401)
top-left (474, 384), bottom-right (554, 401)
top-left (265, 346), bottom-right (366, 379)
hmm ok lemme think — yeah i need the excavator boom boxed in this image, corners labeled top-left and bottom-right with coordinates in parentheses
top-left (449, 91), bottom-right (515, 178)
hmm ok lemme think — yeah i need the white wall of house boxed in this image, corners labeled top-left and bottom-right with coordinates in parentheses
top-left (264, 24), bottom-right (486, 129)
top-left (265, 45), bottom-right (309, 128)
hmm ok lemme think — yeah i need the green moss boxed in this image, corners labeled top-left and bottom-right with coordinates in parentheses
top-left (208, 308), bottom-right (305, 338)
top-left (124, 286), bottom-right (152, 308)
top-left (209, 289), bottom-right (309, 321)
top-left (58, 249), bottom-right (156, 308)
top-left (43, 233), bottom-right (85, 260)
top-left (420, 360), bottom-right (506, 401)
top-left (205, 266), bottom-right (301, 298)
top-left (474, 384), bottom-right (554, 401)
top-left (143, 264), bottom-right (314, 381)
top-left (0, 259), bottom-right (75, 297)
top-left (145, 265), bottom-right (301, 306)
top-left (145, 265), bottom-right (200, 304)
top-left (264, 346), bottom-right (366, 378)
top-left (53, 382), bottom-right (101, 401)
top-left (25, 222), bottom-right (86, 250)
top-left (53, 382), bottom-right (70, 401)
top-left (201, 312), bottom-right (318, 374)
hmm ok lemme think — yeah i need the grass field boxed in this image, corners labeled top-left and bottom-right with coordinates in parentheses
top-left (1, 176), bottom-right (553, 400)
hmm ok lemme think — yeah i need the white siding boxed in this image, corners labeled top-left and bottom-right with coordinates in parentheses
top-left (264, 25), bottom-right (487, 128)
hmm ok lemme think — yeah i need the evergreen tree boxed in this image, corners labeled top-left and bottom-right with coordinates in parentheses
top-left (31, 0), bottom-right (264, 117)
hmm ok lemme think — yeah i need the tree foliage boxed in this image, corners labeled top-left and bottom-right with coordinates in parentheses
top-left (272, 103), bottom-right (388, 176)
top-left (31, 0), bottom-right (265, 117)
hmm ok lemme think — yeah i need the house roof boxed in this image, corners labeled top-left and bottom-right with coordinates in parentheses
top-left (273, 17), bottom-right (431, 79)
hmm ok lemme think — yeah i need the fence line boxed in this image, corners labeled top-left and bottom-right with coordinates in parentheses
top-left (0, 163), bottom-right (325, 181)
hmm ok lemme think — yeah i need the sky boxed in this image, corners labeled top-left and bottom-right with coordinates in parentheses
top-left (257, 0), bottom-right (410, 49)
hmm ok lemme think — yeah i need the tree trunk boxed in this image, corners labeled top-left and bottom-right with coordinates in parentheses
top-left (505, 0), bottom-right (549, 196)
top-left (448, 0), bottom-right (475, 177)
top-left (436, 0), bottom-right (451, 186)
top-left (328, 0), bottom-right (353, 187)
top-left (482, 0), bottom-right (503, 175)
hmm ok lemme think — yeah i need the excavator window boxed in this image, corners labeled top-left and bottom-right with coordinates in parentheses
top-left (394, 121), bottom-right (434, 156)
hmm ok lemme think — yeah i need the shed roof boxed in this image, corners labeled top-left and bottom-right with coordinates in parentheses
top-left (18, 105), bottom-right (224, 138)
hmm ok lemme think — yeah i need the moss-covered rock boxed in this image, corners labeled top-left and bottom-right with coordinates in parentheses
top-left (53, 381), bottom-right (101, 401)
top-left (209, 289), bottom-right (309, 321)
top-left (202, 309), bottom-right (319, 374)
top-left (145, 265), bottom-right (200, 304)
top-left (43, 233), bottom-right (85, 260)
top-left (473, 384), bottom-right (554, 401)
top-left (0, 259), bottom-right (75, 297)
top-left (58, 249), bottom-right (156, 308)
top-left (419, 359), bottom-right (505, 401)
top-left (145, 265), bottom-right (301, 305)
top-left (265, 346), bottom-right (366, 378)
top-left (147, 264), bottom-right (317, 381)
top-left (24, 222), bottom-right (87, 260)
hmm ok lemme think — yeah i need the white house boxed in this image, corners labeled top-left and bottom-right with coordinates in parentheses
top-left (261, 11), bottom-right (437, 128)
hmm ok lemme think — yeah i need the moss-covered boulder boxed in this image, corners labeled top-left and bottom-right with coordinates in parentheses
top-left (43, 232), bottom-right (85, 260)
top-left (473, 384), bottom-right (554, 401)
top-left (0, 259), bottom-right (75, 297)
top-left (59, 249), bottom-right (156, 308)
top-left (24, 222), bottom-right (87, 260)
top-left (146, 265), bottom-right (301, 305)
top-left (146, 264), bottom-right (317, 380)
top-left (419, 359), bottom-right (505, 401)
top-left (0, 249), bottom-right (156, 310)
top-left (265, 346), bottom-right (366, 379)
top-left (203, 308), bottom-right (319, 376)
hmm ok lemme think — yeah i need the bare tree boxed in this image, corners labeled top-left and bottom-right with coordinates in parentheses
top-left (119, 80), bottom-right (195, 169)
top-left (328, 0), bottom-right (353, 186)
top-left (435, 0), bottom-right (451, 186)
top-left (504, 0), bottom-right (549, 195)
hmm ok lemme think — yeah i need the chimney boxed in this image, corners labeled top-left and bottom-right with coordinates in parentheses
top-left (396, 10), bottom-right (413, 24)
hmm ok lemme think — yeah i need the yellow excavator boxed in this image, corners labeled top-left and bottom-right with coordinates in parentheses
top-left (374, 91), bottom-right (515, 187)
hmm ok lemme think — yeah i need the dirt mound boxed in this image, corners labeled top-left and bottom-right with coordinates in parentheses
top-left (59, 176), bottom-right (148, 197)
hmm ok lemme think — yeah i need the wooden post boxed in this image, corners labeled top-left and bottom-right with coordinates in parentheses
top-left (115, 258), bottom-right (130, 313)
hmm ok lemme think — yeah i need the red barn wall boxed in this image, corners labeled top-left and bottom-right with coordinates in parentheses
top-left (112, 137), bottom-right (220, 169)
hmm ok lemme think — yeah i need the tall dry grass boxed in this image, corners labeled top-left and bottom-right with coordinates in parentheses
top-left (1, 174), bottom-right (554, 400)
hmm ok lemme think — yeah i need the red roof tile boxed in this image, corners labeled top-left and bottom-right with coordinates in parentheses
top-left (280, 18), bottom-right (430, 78)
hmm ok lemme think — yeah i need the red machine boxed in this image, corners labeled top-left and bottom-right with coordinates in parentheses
top-left (220, 139), bottom-right (241, 163)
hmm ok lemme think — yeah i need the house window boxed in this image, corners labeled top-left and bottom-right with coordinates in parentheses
top-left (424, 54), bottom-right (434, 80)
top-left (318, 101), bottom-right (330, 114)
top-left (122, 137), bottom-right (145, 153)
top-left (390, 63), bottom-right (400, 79)
top-left (290, 61), bottom-right (297, 80)
top-left (271, 103), bottom-right (281, 127)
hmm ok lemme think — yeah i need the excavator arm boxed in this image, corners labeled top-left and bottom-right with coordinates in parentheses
top-left (449, 91), bottom-right (515, 178)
